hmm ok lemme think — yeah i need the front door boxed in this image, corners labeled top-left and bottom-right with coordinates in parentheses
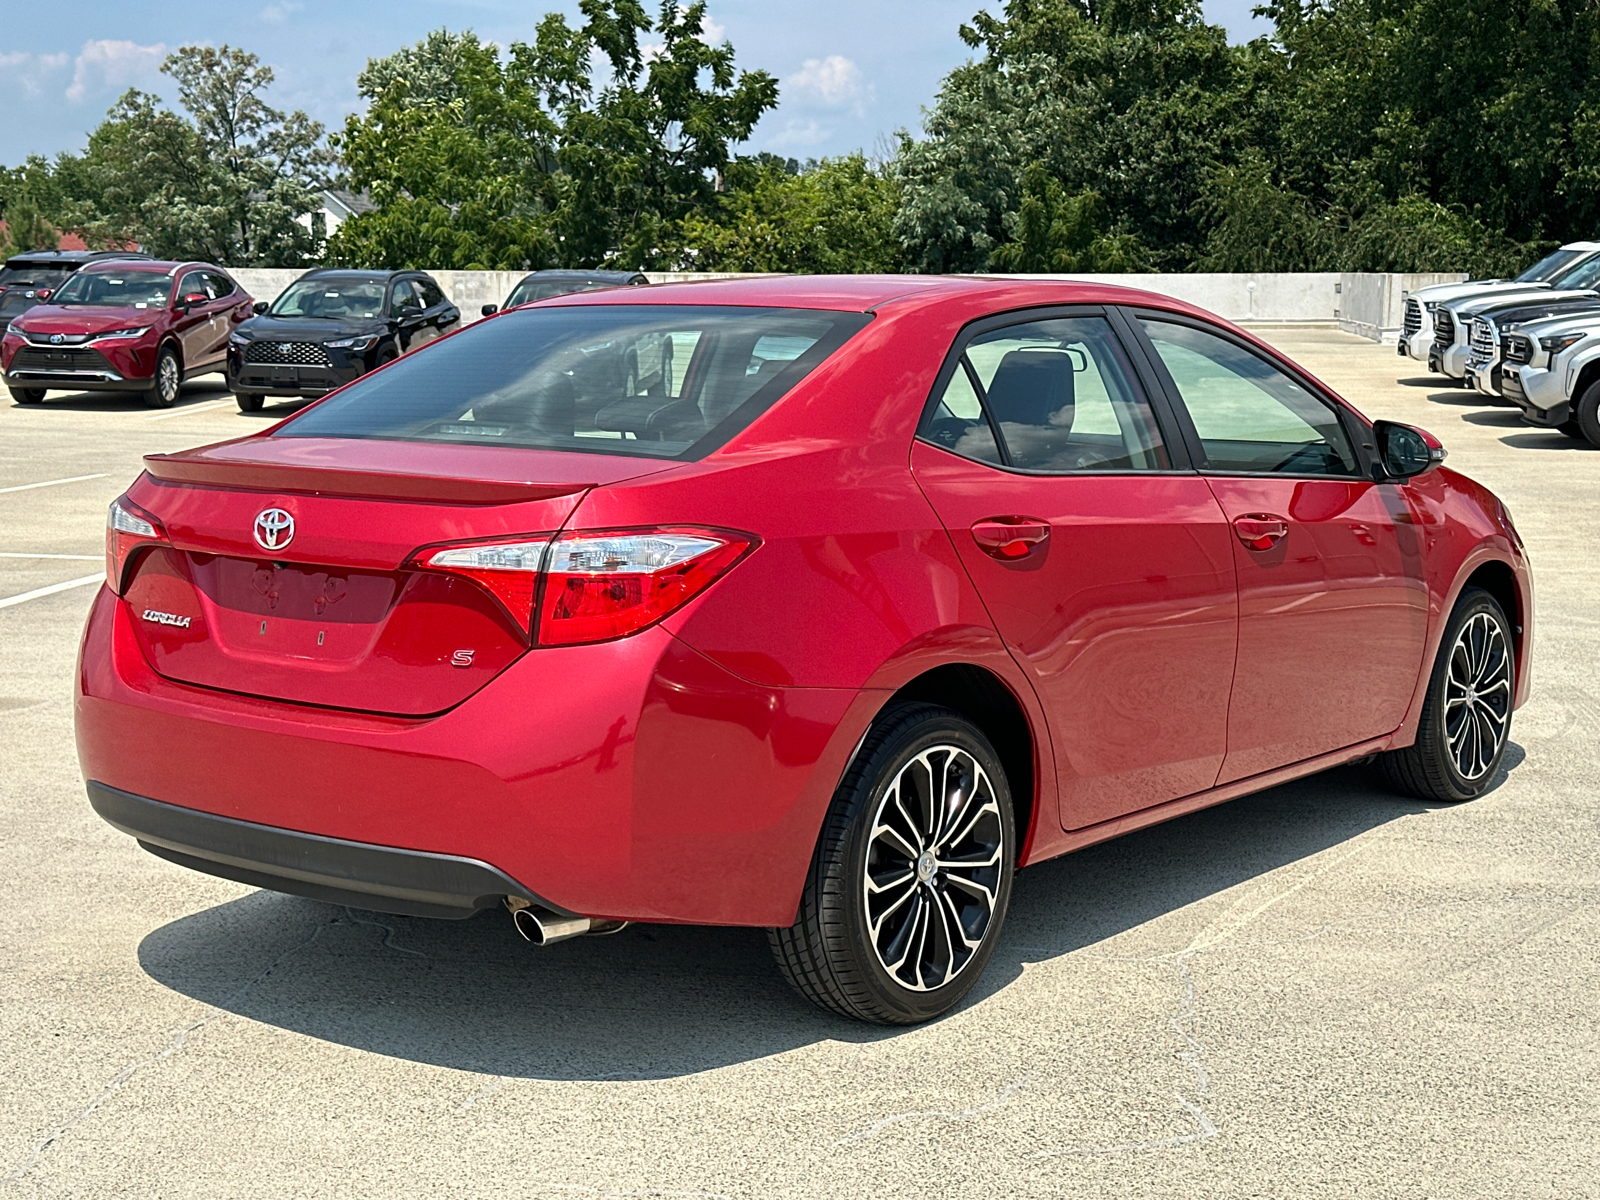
top-left (1134, 316), bottom-right (1430, 782)
top-left (911, 311), bottom-right (1240, 831)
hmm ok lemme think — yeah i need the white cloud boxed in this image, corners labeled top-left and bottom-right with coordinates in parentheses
top-left (0, 51), bottom-right (71, 98)
top-left (766, 118), bottom-right (832, 149)
top-left (259, 1), bottom-right (303, 23)
top-left (65, 39), bottom-right (168, 103)
top-left (784, 55), bottom-right (872, 113)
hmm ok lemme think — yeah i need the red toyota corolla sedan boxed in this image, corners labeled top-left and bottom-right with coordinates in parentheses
top-left (77, 276), bottom-right (1532, 1023)
top-left (4, 259), bottom-right (253, 407)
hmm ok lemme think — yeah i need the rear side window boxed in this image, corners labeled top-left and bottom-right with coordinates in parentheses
top-left (920, 315), bottom-right (1171, 473)
top-left (418, 279), bottom-right (446, 308)
top-left (277, 305), bottom-right (872, 460)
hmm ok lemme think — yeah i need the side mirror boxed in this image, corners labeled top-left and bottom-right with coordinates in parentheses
top-left (252, 300), bottom-right (269, 315)
top-left (176, 292), bottom-right (207, 311)
top-left (34, 288), bottom-right (51, 302)
top-left (481, 303), bottom-right (499, 317)
top-left (1373, 420), bottom-right (1447, 480)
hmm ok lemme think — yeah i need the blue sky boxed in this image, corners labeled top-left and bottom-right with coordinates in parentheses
top-left (0, 0), bottom-right (1273, 167)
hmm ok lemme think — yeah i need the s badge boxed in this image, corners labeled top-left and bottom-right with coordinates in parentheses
top-left (450, 649), bottom-right (475, 668)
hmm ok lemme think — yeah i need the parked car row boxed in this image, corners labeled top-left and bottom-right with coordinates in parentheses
top-left (2, 259), bottom-right (647, 411)
top-left (1399, 239), bottom-right (1600, 446)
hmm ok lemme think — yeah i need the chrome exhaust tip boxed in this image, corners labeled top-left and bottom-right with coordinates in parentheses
top-left (509, 901), bottom-right (627, 946)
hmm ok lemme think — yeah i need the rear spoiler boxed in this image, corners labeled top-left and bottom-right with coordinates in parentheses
top-left (143, 450), bottom-right (592, 506)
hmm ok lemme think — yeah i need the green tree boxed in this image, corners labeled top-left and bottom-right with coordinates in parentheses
top-left (330, 2), bottom-right (778, 271)
top-left (991, 162), bottom-right (1149, 272)
top-left (67, 45), bottom-right (332, 264)
top-left (680, 154), bottom-right (903, 272)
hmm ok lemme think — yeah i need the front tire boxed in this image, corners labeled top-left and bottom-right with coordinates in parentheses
top-left (235, 391), bottom-right (264, 413)
top-left (769, 703), bottom-right (1015, 1024)
top-left (145, 346), bottom-right (182, 408)
top-left (9, 387), bottom-right (45, 404)
top-left (1379, 587), bottom-right (1515, 802)
top-left (1574, 381), bottom-right (1600, 448)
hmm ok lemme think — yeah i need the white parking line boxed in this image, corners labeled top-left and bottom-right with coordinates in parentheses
top-left (0, 474), bottom-right (108, 495)
top-left (0, 553), bottom-right (101, 560)
top-left (0, 574), bottom-right (102, 610)
top-left (145, 399), bottom-right (236, 421)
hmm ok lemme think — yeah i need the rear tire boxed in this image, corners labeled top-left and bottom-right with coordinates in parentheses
top-left (1378, 587), bottom-right (1515, 802)
top-left (145, 347), bottom-right (181, 408)
top-left (768, 703), bottom-right (1015, 1025)
top-left (9, 387), bottom-right (45, 404)
top-left (235, 392), bottom-right (264, 413)
top-left (1574, 381), bottom-right (1600, 448)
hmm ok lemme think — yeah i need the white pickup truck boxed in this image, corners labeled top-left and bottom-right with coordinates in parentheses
top-left (1399, 241), bottom-right (1600, 368)
top-left (1498, 310), bottom-right (1600, 444)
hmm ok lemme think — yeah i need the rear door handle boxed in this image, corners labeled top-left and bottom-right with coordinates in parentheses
top-left (1233, 513), bottom-right (1289, 551)
top-left (971, 517), bottom-right (1051, 560)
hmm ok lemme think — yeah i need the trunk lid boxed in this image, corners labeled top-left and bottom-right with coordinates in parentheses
top-left (121, 437), bottom-right (673, 715)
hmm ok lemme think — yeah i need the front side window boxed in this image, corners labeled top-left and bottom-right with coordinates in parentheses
top-left (176, 272), bottom-right (212, 301)
top-left (51, 270), bottom-right (171, 309)
top-left (921, 315), bottom-right (1170, 473)
top-left (270, 278), bottom-right (386, 319)
top-left (1139, 319), bottom-right (1358, 477)
top-left (388, 280), bottom-right (420, 316)
top-left (276, 305), bottom-right (871, 460)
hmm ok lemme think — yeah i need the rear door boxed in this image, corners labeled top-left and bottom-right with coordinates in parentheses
top-left (911, 309), bottom-right (1240, 831)
top-left (1132, 314), bottom-right (1429, 782)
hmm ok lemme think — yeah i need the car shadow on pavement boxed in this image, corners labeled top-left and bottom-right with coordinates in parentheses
top-left (1501, 431), bottom-right (1595, 450)
top-left (11, 381), bottom-right (232, 411)
top-left (136, 757), bottom-right (1516, 1080)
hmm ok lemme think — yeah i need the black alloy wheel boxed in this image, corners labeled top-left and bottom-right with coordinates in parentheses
top-left (235, 392), bottom-right (265, 413)
top-left (1574, 380), bottom-right (1600, 449)
top-left (145, 346), bottom-right (182, 409)
top-left (9, 387), bottom-right (45, 404)
top-left (769, 703), bottom-right (1015, 1024)
top-left (1379, 587), bottom-right (1515, 802)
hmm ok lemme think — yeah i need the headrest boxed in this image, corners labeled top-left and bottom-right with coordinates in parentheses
top-left (985, 349), bottom-right (1075, 430)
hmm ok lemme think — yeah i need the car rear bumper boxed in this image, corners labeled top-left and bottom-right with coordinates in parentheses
top-left (76, 586), bottom-right (871, 925)
top-left (88, 781), bottom-right (558, 919)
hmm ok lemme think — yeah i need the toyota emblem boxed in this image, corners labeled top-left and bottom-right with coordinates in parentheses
top-left (253, 508), bottom-right (295, 551)
top-left (49, 333), bottom-right (64, 344)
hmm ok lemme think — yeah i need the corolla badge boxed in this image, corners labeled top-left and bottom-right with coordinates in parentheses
top-left (253, 507), bottom-right (295, 551)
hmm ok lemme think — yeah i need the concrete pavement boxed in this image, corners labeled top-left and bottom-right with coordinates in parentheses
top-left (0, 336), bottom-right (1595, 1199)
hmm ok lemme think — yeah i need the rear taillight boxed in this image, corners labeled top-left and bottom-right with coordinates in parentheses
top-left (105, 497), bottom-right (167, 595)
top-left (416, 538), bottom-right (550, 633)
top-left (538, 529), bottom-right (753, 645)
top-left (413, 527), bottom-right (755, 645)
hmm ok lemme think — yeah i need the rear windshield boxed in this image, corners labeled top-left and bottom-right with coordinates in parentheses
top-left (276, 305), bottom-right (872, 459)
top-left (51, 271), bottom-right (171, 308)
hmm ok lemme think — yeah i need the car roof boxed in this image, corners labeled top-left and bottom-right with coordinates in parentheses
top-left (298, 268), bottom-right (427, 283)
top-left (4, 249), bottom-right (153, 268)
top-left (1561, 242), bottom-right (1600, 252)
top-left (516, 269), bottom-right (646, 284)
top-left (536, 272), bottom-right (1235, 321)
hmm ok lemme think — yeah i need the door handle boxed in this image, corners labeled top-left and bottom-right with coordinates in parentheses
top-left (971, 517), bottom-right (1051, 560)
top-left (1233, 513), bottom-right (1289, 551)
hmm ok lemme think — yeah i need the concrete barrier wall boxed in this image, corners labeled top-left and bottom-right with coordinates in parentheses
top-left (223, 268), bottom-right (1464, 340)
top-left (1336, 272), bottom-right (1467, 342)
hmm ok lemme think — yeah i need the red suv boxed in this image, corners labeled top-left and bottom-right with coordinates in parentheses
top-left (3, 259), bottom-right (253, 407)
top-left (77, 276), bottom-right (1533, 1023)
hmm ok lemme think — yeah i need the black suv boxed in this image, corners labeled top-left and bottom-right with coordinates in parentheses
top-left (481, 269), bottom-right (648, 315)
top-left (0, 250), bottom-right (153, 326)
top-left (226, 268), bottom-right (460, 412)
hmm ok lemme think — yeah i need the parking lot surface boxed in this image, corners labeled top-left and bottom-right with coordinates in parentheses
top-left (1, 336), bottom-right (1596, 1199)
